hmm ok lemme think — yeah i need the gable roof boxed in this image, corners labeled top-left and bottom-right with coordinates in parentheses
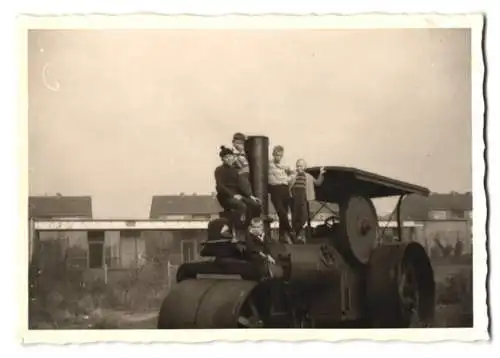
top-left (150, 195), bottom-right (221, 217)
top-left (401, 192), bottom-right (472, 220)
top-left (150, 195), bottom-right (338, 219)
top-left (29, 196), bottom-right (93, 219)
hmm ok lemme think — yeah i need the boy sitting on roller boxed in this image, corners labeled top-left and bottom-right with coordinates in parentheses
top-left (214, 145), bottom-right (261, 240)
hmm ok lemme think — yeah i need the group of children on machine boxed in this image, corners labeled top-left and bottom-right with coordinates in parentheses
top-left (213, 132), bottom-right (326, 271)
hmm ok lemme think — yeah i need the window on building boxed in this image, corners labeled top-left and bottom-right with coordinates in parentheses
top-left (450, 209), bottom-right (465, 219)
top-left (429, 210), bottom-right (448, 220)
top-left (181, 240), bottom-right (196, 263)
top-left (191, 214), bottom-right (210, 221)
top-left (88, 231), bottom-right (105, 269)
top-left (104, 243), bottom-right (120, 268)
top-left (158, 215), bottom-right (190, 220)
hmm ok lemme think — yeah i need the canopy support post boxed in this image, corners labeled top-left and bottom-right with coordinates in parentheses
top-left (396, 194), bottom-right (406, 242)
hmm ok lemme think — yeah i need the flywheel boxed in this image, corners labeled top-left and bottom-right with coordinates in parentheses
top-left (338, 195), bottom-right (379, 265)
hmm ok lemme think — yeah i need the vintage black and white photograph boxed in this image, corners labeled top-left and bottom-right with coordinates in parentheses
top-left (20, 14), bottom-right (487, 342)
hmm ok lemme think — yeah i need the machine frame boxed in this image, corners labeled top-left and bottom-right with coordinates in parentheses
top-left (157, 137), bottom-right (436, 330)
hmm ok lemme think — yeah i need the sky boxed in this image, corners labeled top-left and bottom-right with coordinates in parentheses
top-left (27, 28), bottom-right (472, 219)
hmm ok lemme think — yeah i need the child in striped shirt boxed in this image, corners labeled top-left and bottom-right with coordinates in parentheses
top-left (289, 159), bottom-right (326, 241)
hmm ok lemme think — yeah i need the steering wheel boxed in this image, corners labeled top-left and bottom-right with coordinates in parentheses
top-left (323, 215), bottom-right (337, 229)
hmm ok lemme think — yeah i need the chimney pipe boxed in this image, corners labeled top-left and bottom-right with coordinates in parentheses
top-left (244, 135), bottom-right (270, 236)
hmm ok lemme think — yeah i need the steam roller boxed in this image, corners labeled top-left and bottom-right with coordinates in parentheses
top-left (157, 136), bottom-right (436, 329)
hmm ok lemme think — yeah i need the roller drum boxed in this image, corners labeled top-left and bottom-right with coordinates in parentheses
top-left (157, 278), bottom-right (258, 329)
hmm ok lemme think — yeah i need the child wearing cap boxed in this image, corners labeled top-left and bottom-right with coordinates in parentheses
top-left (214, 146), bottom-right (261, 238)
top-left (231, 132), bottom-right (250, 176)
top-left (230, 132), bottom-right (256, 215)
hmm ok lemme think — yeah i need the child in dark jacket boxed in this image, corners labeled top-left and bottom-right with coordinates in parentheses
top-left (214, 146), bottom-right (261, 234)
top-left (245, 217), bottom-right (282, 278)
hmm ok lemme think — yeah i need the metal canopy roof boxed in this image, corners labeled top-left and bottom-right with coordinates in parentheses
top-left (306, 166), bottom-right (430, 203)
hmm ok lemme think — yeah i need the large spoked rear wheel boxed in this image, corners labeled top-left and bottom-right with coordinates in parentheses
top-left (397, 258), bottom-right (430, 327)
top-left (366, 242), bottom-right (435, 328)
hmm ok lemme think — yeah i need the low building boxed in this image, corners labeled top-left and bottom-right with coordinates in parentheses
top-left (29, 195), bottom-right (93, 268)
top-left (401, 191), bottom-right (473, 255)
top-left (31, 191), bottom-right (463, 283)
top-left (29, 195), bottom-right (148, 283)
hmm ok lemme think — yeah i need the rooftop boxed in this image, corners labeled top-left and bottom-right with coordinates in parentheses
top-left (28, 195), bottom-right (93, 219)
top-left (401, 191), bottom-right (472, 220)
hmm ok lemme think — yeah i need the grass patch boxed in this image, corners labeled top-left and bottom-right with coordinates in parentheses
top-left (432, 258), bottom-right (473, 327)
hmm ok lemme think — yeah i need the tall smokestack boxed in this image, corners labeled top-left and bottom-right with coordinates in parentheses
top-left (244, 136), bottom-right (270, 235)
